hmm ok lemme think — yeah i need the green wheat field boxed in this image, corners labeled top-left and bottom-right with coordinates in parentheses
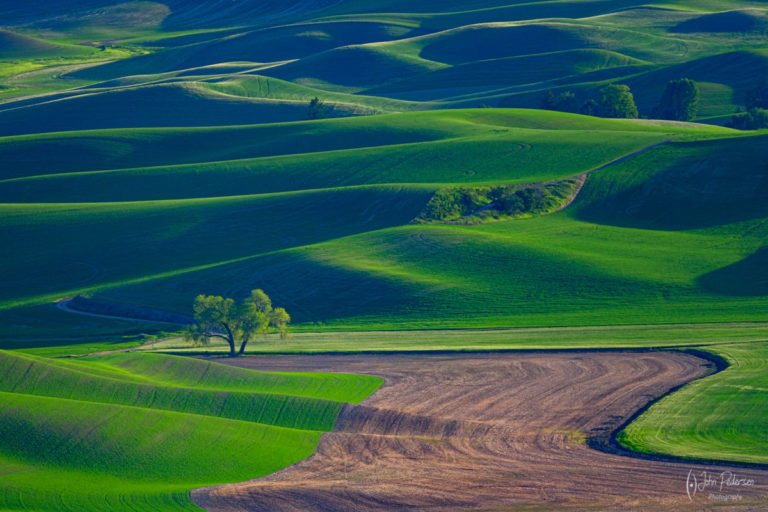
top-left (1, 0), bottom-right (767, 510)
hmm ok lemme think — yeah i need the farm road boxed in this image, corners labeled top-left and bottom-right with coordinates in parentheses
top-left (192, 352), bottom-right (768, 511)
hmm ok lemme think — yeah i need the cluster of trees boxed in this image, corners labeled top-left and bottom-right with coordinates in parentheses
top-left (490, 185), bottom-right (564, 217)
top-left (185, 289), bottom-right (290, 357)
top-left (731, 80), bottom-right (768, 130)
top-left (419, 187), bottom-right (486, 220)
top-left (418, 180), bottom-right (579, 223)
top-left (542, 84), bottom-right (638, 119)
top-left (542, 90), bottom-right (580, 113)
top-left (542, 79), bottom-right (701, 121)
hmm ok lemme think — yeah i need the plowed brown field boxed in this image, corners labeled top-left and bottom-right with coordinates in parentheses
top-left (191, 352), bottom-right (768, 511)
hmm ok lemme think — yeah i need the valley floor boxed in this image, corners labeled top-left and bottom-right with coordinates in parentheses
top-left (192, 352), bottom-right (768, 511)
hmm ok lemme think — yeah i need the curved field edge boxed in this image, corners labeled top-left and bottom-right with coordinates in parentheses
top-left (145, 327), bottom-right (768, 470)
top-left (187, 348), bottom-right (768, 511)
top-left (0, 351), bottom-right (382, 512)
top-left (617, 341), bottom-right (768, 466)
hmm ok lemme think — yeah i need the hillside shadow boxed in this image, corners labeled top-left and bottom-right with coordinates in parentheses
top-left (698, 247), bottom-right (768, 297)
top-left (93, 248), bottom-right (422, 326)
top-left (574, 138), bottom-right (768, 231)
top-left (670, 11), bottom-right (761, 33)
top-left (420, 25), bottom-right (588, 65)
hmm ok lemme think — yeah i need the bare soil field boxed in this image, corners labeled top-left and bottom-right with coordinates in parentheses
top-left (192, 352), bottom-right (768, 511)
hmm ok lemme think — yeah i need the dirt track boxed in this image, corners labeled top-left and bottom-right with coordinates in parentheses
top-left (191, 352), bottom-right (768, 511)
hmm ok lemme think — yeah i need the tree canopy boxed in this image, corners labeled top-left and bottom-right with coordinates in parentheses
top-left (579, 99), bottom-right (599, 116)
top-left (653, 78), bottom-right (700, 121)
top-left (185, 289), bottom-right (290, 357)
top-left (597, 84), bottom-right (638, 119)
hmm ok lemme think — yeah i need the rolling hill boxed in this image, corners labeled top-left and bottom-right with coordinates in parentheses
top-left (0, 350), bottom-right (381, 511)
top-left (0, 29), bottom-right (90, 59)
top-left (67, 20), bottom-right (425, 81)
top-left (1, 1), bottom-right (768, 510)
top-left (1, 108), bottom-right (762, 339)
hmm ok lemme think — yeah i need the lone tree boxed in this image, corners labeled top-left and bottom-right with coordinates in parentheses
top-left (653, 78), bottom-right (700, 121)
top-left (597, 84), bottom-right (638, 119)
top-left (308, 97), bottom-right (326, 120)
top-left (185, 289), bottom-right (290, 357)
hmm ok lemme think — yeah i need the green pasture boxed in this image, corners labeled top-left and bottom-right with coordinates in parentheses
top-left (141, 323), bottom-right (768, 354)
top-left (1, 1), bottom-right (768, 509)
top-left (0, 184), bottom-right (434, 310)
top-left (3, 1), bottom-right (768, 121)
top-left (0, 126), bottom-right (672, 202)
top-left (0, 350), bottom-right (381, 511)
top-left (0, 109), bottom-right (762, 334)
top-left (619, 341), bottom-right (768, 465)
top-left (48, 121), bottom-right (761, 332)
top-left (0, 111), bottom-right (480, 178)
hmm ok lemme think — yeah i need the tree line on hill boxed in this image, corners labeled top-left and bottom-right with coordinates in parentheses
top-left (543, 84), bottom-right (636, 119)
top-left (542, 78), bottom-right (768, 129)
top-left (416, 179), bottom-right (581, 224)
top-left (304, 82), bottom-right (767, 129)
top-left (542, 79), bottom-right (698, 121)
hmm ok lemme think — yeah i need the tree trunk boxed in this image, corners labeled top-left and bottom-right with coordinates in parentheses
top-left (237, 336), bottom-right (250, 356)
top-left (222, 322), bottom-right (236, 357)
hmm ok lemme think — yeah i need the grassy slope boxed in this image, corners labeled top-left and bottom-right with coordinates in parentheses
top-left (6, 109), bottom-right (730, 352)
top-left (575, 133), bottom-right (768, 230)
top-left (0, 30), bottom-right (92, 60)
top-left (5, 2), bottom-right (767, 118)
top-left (68, 20), bottom-right (425, 81)
top-left (0, 128), bottom-right (669, 202)
top-left (367, 48), bottom-right (651, 96)
top-left (0, 83), bottom-right (319, 137)
top-left (1, 0), bottom-right (768, 492)
top-left (0, 301), bottom-right (180, 356)
top-left (63, 114), bottom-right (763, 331)
top-left (0, 112), bottom-right (468, 179)
top-left (143, 323), bottom-right (768, 354)
top-left (618, 342), bottom-right (768, 465)
top-left (0, 185), bottom-right (434, 309)
top-left (0, 111), bottom-right (739, 316)
top-left (0, 350), bottom-right (381, 512)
